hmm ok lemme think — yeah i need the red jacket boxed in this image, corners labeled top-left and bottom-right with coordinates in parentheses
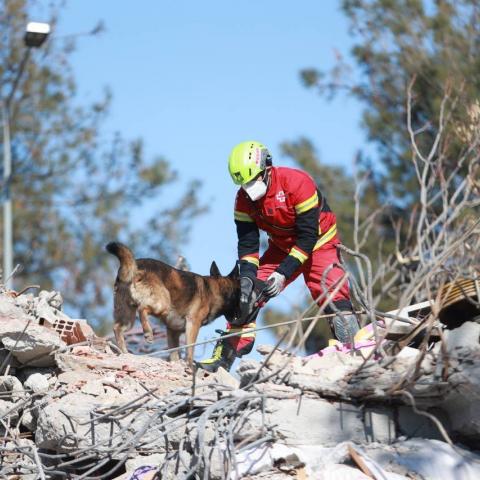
top-left (234, 166), bottom-right (339, 279)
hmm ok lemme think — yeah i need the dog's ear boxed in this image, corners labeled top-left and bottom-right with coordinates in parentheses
top-left (210, 261), bottom-right (221, 277)
top-left (227, 262), bottom-right (239, 279)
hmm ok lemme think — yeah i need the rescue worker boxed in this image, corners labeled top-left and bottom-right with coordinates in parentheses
top-left (197, 141), bottom-right (360, 372)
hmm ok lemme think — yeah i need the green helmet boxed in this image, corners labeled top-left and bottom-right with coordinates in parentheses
top-left (228, 141), bottom-right (271, 185)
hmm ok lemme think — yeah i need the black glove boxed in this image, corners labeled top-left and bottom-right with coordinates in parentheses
top-left (239, 276), bottom-right (257, 322)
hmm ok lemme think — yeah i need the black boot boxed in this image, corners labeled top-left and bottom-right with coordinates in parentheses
top-left (328, 300), bottom-right (360, 344)
top-left (196, 330), bottom-right (238, 373)
top-left (331, 313), bottom-right (360, 343)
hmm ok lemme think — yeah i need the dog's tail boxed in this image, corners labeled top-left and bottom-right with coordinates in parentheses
top-left (106, 242), bottom-right (137, 283)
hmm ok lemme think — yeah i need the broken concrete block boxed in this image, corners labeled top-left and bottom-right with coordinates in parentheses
top-left (296, 353), bottom-right (360, 388)
top-left (397, 406), bottom-right (449, 440)
top-left (186, 418), bottom-right (217, 448)
top-left (265, 397), bottom-right (366, 446)
top-left (38, 289), bottom-right (63, 309)
top-left (256, 344), bottom-right (303, 370)
top-left (35, 298), bottom-right (62, 326)
top-left (21, 408), bottom-right (36, 432)
top-left (199, 447), bottom-right (228, 480)
top-left (287, 372), bottom-right (346, 397)
top-left (252, 382), bottom-right (300, 399)
top-left (81, 380), bottom-right (105, 396)
top-left (0, 295), bottom-right (30, 317)
top-left (363, 407), bottom-right (397, 444)
top-left (395, 346), bottom-right (420, 359)
top-left (24, 372), bottom-right (49, 394)
top-left (443, 321), bottom-right (480, 351)
top-left (36, 391), bottom-right (168, 452)
top-left (0, 399), bottom-right (19, 423)
top-left (237, 359), bottom-right (273, 387)
top-left (0, 318), bottom-right (66, 367)
top-left (364, 438), bottom-right (480, 480)
top-left (0, 374), bottom-right (24, 401)
top-left (57, 370), bottom-right (101, 385)
top-left (211, 366), bottom-right (240, 390)
top-left (13, 292), bottom-right (35, 310)
top-left (441, 375), bottom-right (480, 441)
top-left (0, 347), bottom-right (20, 375)
top-left (302, 351), bottom-right (363, 374)
top-left (35, 392), bottom-right (99, 450)
top-left (0, 439), bottom-right (37, 479)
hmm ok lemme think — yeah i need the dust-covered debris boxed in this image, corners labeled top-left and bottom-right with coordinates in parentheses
top-left (1, 287), bottom-right (480, 480)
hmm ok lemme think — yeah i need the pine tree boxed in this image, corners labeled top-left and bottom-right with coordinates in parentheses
top-left (301, 0), bottom-right (480, 206)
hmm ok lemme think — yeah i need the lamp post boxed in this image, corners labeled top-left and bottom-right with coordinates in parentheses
top-left (2, 22), bottom-right (50, 289)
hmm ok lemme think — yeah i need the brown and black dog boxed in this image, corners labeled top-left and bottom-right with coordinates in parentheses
top-left (106, 242), bottom-right (240, 364)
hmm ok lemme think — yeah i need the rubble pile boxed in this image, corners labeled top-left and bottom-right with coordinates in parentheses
top-left (1, 289), bottom-right (480, 479)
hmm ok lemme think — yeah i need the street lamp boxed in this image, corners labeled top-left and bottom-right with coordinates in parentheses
top-left (2, 21), bottom-right (50, 289)
top-left (25, 22), bottom-right (51, 47)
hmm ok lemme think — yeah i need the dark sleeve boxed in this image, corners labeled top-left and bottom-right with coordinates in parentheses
top-left (236, 220), bottom-right (260, 279)
top-left (276, 206), bottom-right (319, 279)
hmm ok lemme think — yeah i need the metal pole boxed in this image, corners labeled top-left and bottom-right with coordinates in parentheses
top-left (1, 23), bottom-right (49, 290)
top-left (1, 48), bottom-right (31, 289)
top-left (2, 102), bottom-right (13, 289)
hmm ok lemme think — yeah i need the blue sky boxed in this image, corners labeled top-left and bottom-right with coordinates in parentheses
top-left (55, 1), bottom-right (366, 359)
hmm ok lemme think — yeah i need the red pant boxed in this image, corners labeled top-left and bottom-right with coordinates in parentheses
top-left (258, 241), bottom-right (350, 304)
top-left (227, 240), bottom-right (349, 354)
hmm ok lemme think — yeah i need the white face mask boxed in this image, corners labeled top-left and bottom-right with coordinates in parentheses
top-left (242, 177), bottom-right (267, 201)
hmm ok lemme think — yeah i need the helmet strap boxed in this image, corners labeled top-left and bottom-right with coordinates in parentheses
top-left (263, 167), bottom-right (272, 190)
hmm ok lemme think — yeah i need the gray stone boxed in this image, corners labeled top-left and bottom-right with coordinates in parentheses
top-left (0, 399), bottom-right (19, 423)
top-left (0, 374), bottom-right (24, 401)
top-left (24, 372), bottom-right (49, 393)
top-left (444, 322), bottom-right (480, 351)
top-left (0, 318), bottom-right (66, 367)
